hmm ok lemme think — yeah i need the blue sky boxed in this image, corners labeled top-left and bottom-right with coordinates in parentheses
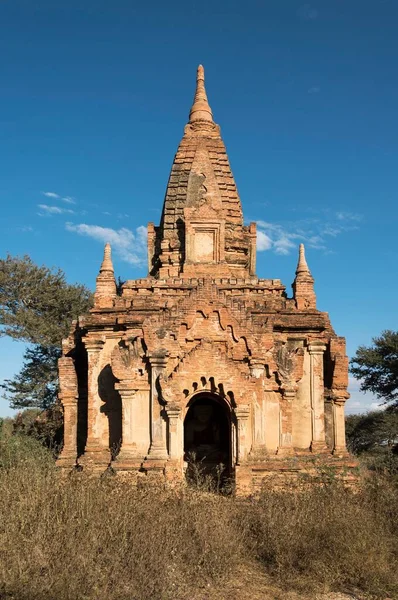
top-left (1, 0), bottom-right (397, 416)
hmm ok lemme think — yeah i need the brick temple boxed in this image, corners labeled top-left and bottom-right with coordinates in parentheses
top-left (58, 66), bottom-right (353, 493)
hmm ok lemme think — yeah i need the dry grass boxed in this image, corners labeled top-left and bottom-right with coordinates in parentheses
top-left (240, 478), bottom-right (398, 597)
top-left (0, 432), bottom-right (397, 600)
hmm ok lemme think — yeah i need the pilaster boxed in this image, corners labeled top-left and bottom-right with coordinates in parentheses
top-left (277, 386), bottom-right (296, 456)
top-left (308, 342), bottom-right (328, 453)
top-left (234, 404), bottom-right (251, 464)
top-left (332, 395), bottom-right (349, 456)
top-left (165, 403), bottom-right (182, 460)
top-left (114, 381), bottom-right (140, 468)
top-left (57, 357), bottom-right (78, 469)
top-left (79, 338), bottom-right (111, 470)
top-left (146, 352), bottom-right (169, 461)
top-left (249, 222), bottom-right (257, 276)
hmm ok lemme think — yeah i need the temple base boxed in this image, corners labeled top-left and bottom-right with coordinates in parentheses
top-left (78, 446), bottom-right (111, 472)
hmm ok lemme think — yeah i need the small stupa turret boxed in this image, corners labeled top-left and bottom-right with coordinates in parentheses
top-left (292, 243), bottom-right (316, 309)
top-left (94, 243), bottom-right (116, 307)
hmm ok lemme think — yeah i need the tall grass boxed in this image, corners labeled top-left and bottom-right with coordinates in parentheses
top-left (0, 432), bottom-right (397, 600)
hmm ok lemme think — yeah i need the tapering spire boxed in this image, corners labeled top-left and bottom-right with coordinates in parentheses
top-left (95, 243), bottom-right (116, 307)
top-left (293, 243), bottom-right (316, 310)
top-left (296, 243), bottom-right (311, 276)
top-left (100, 242), bottom-right (114, 273)
top-left (189, 65), bottom-right (213, 123)
top-left (153, 64), bottom-right (247, 279)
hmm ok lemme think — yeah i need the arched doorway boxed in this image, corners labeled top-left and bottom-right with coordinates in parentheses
top-left (184, 393), bottom-right (232, 482)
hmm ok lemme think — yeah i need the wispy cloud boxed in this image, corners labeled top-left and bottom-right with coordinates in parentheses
top-left (308, 86), bottom-right (320, 94)
top-left (41, 191), bottom-right (77, 205)
top-left (65, 223), bottom-right (147, 266)
top-left (255, 210), bottom-right (361, 255)
top-left (62, 196), bottom-right (76, 205)
top-left (42, 191), bottom-right (60, 199)
top-left (37, 204), bottom-right (75, 216)
top-left (336, 211), bottom-right (362, 222)
top-left (257, 230), bottom-right (272, 251)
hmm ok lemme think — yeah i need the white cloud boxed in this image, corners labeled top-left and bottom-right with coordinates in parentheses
top-left (256, 220), bottom-right (302, 255)
top-left (255, 209), bottom-right (362, 255)
top-left (65, 223), bottom-right (147, 266)
top-left (37, 204), bottom-right (75, 216)
top-left (42, 191), bottom-right (60, 199)
top-left (274, 236), bottom-right (296, 255)
top-left (336, 211), bottom-right (361, 222)
top-left (308, 86), bottom-right (320, 94)
top-left (349, 401), bottom-right (362, 409)
top-left (41, 191), bottom-right (77, 205)
top-left (256, 230), bottom-right (272, 251)
top-left (369, 402), bottom-right (384, 412)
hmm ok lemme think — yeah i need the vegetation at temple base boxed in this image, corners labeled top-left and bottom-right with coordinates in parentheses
top-left (345, 409), bottom-right (398, 481)
top-left (0, 254), bottom-right (92, 409)
top-left (350, 330), bottom-right (398, 410)
top-left (0, 428), bottom-right (397, 600)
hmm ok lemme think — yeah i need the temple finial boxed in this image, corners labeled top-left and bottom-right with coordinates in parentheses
top-left (189, 64), bottom-right (213, 123)
top-left (95, 243), bottom-right (116, 307)
top-left (100, 242), bottom-right (114, 273)
top-left (293, 243), bottom-right (316, 310)
top-left (296, 243), bottom-right (311, 276)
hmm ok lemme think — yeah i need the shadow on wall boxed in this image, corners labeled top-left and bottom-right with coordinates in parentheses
top-left (76, 341), bottom-right (88, 458)
top-left (99, 364), bottom-right (122, 459)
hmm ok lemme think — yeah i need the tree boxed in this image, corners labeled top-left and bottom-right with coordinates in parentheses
top-left (2, 345), bottom-right (61, 409)
top-left (350, 330), bottom-right (398, 410)
top-left (0, 254), bottom-right (93, 409)
top-left (345, 410), bottom-right (398, 454)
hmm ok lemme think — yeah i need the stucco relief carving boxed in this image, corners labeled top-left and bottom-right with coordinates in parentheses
top-left (275, 341), bottom-right (305, 389)
top-left (110, 337), bottom-right (148, 385)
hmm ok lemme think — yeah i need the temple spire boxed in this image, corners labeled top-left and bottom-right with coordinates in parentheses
top-left (189, 65), bottom-right (213, 123)
top-left (100, 242), bottom-right (114, 273)
top-left (95, 243), bottom-right (116, 307)
top-left (296, 243), bottom-right (311, 276)
top-left (293, 243), bottom-right (316, 310)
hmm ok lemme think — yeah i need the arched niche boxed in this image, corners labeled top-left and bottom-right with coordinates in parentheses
top-left (183, 392), bottom-right (233, 480)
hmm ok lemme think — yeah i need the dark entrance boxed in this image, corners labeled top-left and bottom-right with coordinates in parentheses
top-left (184, 394), bottom-right (231, 480)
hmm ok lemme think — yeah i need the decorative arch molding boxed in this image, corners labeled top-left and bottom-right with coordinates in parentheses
top-left (142, 305), bottom-right (256, 366)
top-left (159, 340), bottom-right (256, 408)
top-left (184, 387), bottom-right (234, 411)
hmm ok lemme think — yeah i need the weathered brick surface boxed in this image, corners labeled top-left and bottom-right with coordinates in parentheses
top-left (57, 66), bottom-right (354, 492)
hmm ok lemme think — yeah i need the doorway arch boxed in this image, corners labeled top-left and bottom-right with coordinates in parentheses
top-left (184, 393), bottom-right (232, 479)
